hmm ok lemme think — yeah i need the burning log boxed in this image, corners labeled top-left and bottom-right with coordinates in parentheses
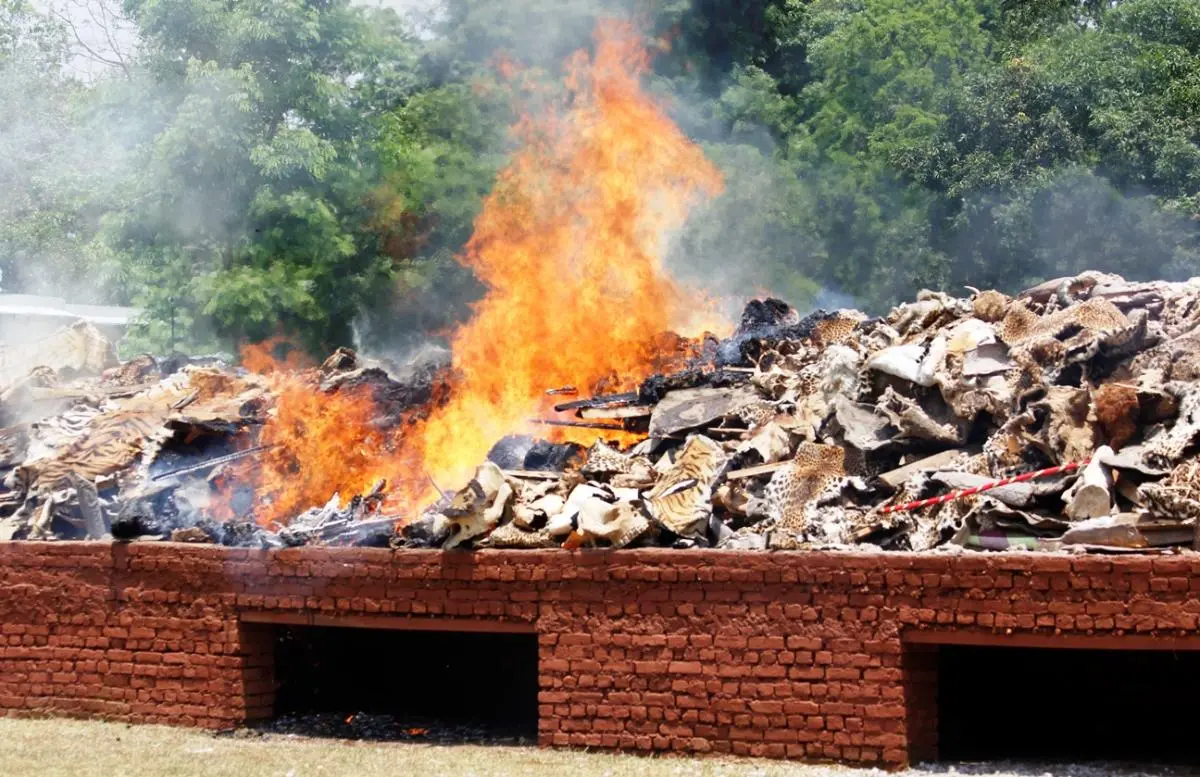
top-left (532, 419), bottom-right (628, 431)
top-left (552, 392), bottom-right (640, 412)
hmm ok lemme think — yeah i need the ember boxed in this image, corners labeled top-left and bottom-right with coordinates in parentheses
top-left (5, 271), bottom-right (1200, 554)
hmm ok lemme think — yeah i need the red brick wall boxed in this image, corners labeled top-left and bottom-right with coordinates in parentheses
top-left (1, 543), bottom-right (1198, 768)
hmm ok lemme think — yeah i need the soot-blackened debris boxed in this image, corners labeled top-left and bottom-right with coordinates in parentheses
top-left (637, 368), bottom-right (743, 405)
top-left (397, 512), bottom-right (452, 548)
top-left (110, 509), bottom-right (165, 541)
top-left (523, 439), bottom-right (585, 471)
top-left (715, 302), bottom-right (836, 366)
top-left (322, 364), bottom-right (452, 429)
top-left (487, 436), bottom-right (583, 472)
top-left (738, 298), bottom-right (799, 331)
top-left (487, 435), bottom-right (535, 470)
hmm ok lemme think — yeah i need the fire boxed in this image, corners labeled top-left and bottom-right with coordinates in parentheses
top-left (256, 380), bottom-right (392, 523)
top-left (407, 18), bottom-right (724, 489)
top-left (239, 337), bottom-right (312, 374)
top-left (222, 19), bottom-right (725, 523)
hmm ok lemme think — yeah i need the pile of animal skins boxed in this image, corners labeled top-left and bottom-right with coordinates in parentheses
top-left (6, 271), bottom-right (1200, 554)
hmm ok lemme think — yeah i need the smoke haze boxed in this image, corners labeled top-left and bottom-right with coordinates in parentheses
top-left (5, 0), bottom-right (1200, 362)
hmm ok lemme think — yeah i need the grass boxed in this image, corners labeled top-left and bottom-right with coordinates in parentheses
top-left (0, 717), bottom-right (1187, 777)
top-left (0, 717), bottom-right (869, 777)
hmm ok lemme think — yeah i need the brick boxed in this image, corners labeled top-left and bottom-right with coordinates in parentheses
top-left (5, 543), bottom-right (1199, 772)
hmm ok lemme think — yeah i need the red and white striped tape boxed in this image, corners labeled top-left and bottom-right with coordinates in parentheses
top-left (879, 459), bottom-right (1089, 515)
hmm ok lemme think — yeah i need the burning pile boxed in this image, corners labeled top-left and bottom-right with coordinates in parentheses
top-left (5, 270), bottom-right (1200, 553)
top-left (404, 271), bottom-right (1200, 553)
top-left (0, 332), bottom-right (451, 547)
top-left (3, 23), bottom-right (1200, 553)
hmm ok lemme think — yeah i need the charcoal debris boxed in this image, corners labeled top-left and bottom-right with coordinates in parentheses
top-left (0, 333), bottom-right (441, 548)
top-left (9, 272), bottom-right (1200, 553)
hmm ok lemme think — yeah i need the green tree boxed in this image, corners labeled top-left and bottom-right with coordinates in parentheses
top-left (762, 0), bottom-right (993, 308)
top-left (110, 0), bottom-right (422, 354)
top-left (0, 0), bottom-right (108, 299)
top-left (907, 0), bottom-right (1200, 291)
top-left (364, 81), bottom-right (508, 345)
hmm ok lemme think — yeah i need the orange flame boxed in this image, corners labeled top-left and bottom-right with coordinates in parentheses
top-left (221, 19), bottom-right (725, 524)
top-left (240, 337), bottom-right (312, 374)
top-left (406, 19), bottom-right (724, 490)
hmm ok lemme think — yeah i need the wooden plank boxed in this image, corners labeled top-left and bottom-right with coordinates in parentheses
top-left (579, 405), bottom-right (653, 420)
top-left (878, 449), bottom-right (966, 488)
top-left (533, 418), bottom-right (626, 431)
top-left (170, 390), bottom-right (200, 411)
top-left (553, 391), bottom-right (639, 412)
top-left (725, 461), bottom-right (788, 480)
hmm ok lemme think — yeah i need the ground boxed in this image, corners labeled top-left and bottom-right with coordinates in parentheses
top-left (0, 718), bottom-right (1189, 777)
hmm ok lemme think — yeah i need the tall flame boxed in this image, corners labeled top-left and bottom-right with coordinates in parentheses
top-left (226, 19), bottom-right (725, 523)
top-left (410, 19), bottom-right (724, 489)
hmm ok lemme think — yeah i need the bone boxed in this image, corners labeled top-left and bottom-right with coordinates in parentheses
top-left (1064, 447), bottom-right (1115, 521)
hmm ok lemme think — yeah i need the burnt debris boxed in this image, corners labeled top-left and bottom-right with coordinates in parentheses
top-left (7, 271), bottom-right (1200, 553)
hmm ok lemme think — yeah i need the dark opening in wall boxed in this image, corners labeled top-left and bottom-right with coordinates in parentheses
top-left (938, 644), bottom-right (1200, 765)
top-left (269, 624), bottom-right (538, 743)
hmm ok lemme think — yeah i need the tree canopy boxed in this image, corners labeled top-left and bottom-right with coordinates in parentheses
top-left (3, 0), bottom-right (1200, 355)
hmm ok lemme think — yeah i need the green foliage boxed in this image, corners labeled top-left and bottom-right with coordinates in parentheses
top-left (376, 83), bottom-right (507, 253)
top-left (104, 0), bottom-right (421, 353)
top-left (804, 0), bottom-right (991, 157)
top-left (899, 0), bottom-right (1200, 293)
top-left (6, 0), bottom-right (1200, 355)
top-left (0, 1), bottom-right (82, 296)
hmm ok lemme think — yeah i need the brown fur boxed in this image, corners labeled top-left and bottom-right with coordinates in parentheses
top-left (812, 315), bottom-right (859, 347)
top-left (764, 443), bottom-right (846, 533)
top-left (972, 290), bottom-right (1011, 323)
top-left (1093, 383), bottom-right (1140, 451)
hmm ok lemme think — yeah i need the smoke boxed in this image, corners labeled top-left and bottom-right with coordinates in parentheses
top-left (14, 0), bottom-right (1186, 368)
top-left (350, 317), bottom-right (450, 380)
top-left (0, 0), bottom-right (154, 344)
top-left (5, 0), bottom-right (854, 369)
top-left (349, 0), bottom-right (854, 357)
